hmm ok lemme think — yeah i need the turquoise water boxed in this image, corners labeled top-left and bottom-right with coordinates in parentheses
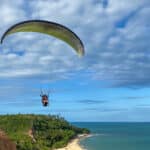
top-left (73, 122), bottom-right (150, 150)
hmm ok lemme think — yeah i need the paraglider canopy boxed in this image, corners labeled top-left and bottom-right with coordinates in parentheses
top-left (0, 20), bottom-right (85, 56)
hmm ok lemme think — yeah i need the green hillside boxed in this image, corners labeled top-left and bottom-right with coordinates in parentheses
top-left (0, 114), bottom-right (90, 150)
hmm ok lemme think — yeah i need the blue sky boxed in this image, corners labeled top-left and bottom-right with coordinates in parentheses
top-left (0, 0), bottom-right (150, 121)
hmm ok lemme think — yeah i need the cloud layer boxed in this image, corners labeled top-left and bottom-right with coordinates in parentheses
top-left (0, 0), bottom-right (149, 88)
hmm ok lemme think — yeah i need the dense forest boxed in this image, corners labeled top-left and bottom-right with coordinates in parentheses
top-left (0, 114), bottom-right (90, 150)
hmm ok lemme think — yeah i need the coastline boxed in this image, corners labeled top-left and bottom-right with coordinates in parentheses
top-left (56, 134), bottom-right (89, 150)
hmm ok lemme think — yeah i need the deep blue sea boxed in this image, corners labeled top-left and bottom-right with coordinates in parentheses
top-left (73, 122), bottom-right (150, 150)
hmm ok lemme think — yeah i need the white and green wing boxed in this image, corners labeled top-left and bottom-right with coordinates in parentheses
top-left (1, 20), bottom-right (84, 56)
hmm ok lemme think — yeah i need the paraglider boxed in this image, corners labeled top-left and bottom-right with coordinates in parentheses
top-left (0, 20), bottom-right (85, 56)
top-left (40, 90), bottom-right (49, 107)
top-left (0, 20), bottom-right (85, 107)
top-left (41, 94), bottom-right (49, 107)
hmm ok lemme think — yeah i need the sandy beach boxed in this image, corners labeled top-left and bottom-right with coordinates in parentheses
top-left (56, 134), bottom-right (88, 150)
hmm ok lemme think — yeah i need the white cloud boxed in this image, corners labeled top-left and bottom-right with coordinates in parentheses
top-left (0, 0), bottom-right (149, 87)
top-left (0, 0), bottom-right (26, 31)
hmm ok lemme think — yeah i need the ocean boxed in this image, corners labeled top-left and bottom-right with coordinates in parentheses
top-left (73, 122), bottom-right (150, 150)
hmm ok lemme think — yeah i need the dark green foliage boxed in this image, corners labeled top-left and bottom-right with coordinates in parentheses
top-left (0, 114), bottom-right (90, 150)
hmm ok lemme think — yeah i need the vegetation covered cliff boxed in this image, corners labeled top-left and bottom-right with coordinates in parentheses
top-left (0, 114), bottom-right (90, 150)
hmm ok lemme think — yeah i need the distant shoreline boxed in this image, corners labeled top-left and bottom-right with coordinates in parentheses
top-left (55, 134), bottom-right (90, 150)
